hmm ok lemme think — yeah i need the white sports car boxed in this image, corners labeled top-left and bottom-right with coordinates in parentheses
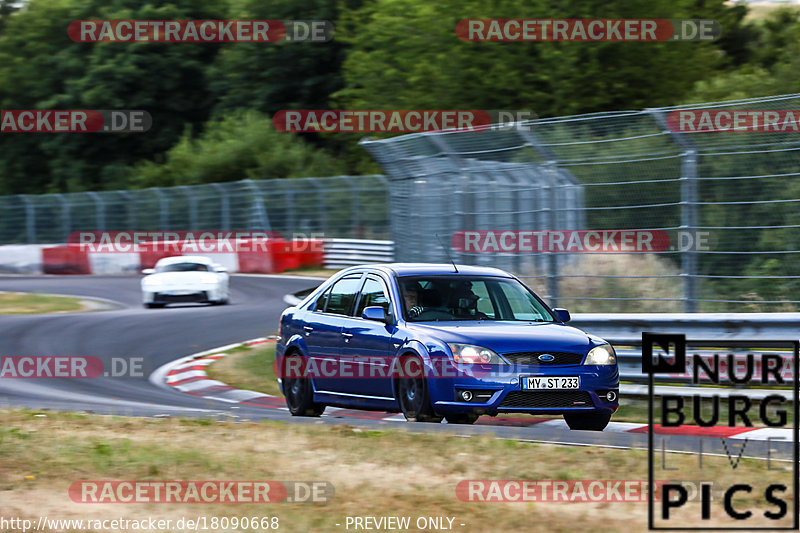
top-left (141, 255), bottom-right (230, 309)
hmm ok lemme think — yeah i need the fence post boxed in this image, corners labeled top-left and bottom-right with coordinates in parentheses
top-left (177, 186), bottom-right (198, 229)
top-left (55, 194), bottom-right (70, 242)
top-left (87, 191), bottom-right (105, 231)
top-left (681, 149), bottom-right (699, 312)
top-left (118, 191), bottom-right (136, 230)
top-left (242, 179), bottom-right (271, 232)
top-left (306, 177), bottom-right (326, 237)
top-left (151, 188), bottom-right (169, 229)
top-left (648, 108), bottom-right (700, 313)
top-left (341, 176), bottom-right (360, 238)
top-left (210, 183), bottom-right (230, 230)
top-left (543, 162), bottom-right (559, 308)
top-left (21, 195), bottom-right (35, 243)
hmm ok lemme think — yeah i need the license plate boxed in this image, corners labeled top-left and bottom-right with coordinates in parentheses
top-left (521, 376), bottom-right (580, 389)
top-left (164, 290), bottom-right (195, 295)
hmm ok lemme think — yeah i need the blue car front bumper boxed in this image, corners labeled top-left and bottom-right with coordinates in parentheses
top-left (428, 363), bottom-right (619, 416)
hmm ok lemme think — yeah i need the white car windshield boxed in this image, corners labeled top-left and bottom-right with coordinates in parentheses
top-left (157, 263), bottom-right (210, 273)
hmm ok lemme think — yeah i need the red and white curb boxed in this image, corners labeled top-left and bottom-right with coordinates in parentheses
top-left (152, 340), bottom-right (794, 438)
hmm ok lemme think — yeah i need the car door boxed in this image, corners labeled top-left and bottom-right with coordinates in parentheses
top-left (304, 274), bottom-right (363, 394)
top-left (338, 275), bottom-right (395, 398)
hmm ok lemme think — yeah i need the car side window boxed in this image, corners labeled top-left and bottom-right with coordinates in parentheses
top-left (323, 276), bottom-right (363, 316)
top-left (311, 287), bottom-right (332, 312)
top-left (355, 276), bottom-right (391, 317)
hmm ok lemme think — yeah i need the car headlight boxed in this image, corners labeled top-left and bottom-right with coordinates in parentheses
top-left (584, 344), bottom-right (616, 365)
top-left (143, 277), bottom-right (162, 287)
top-left (199, 274), bottom-right (218, 284)
top-left (447, 343), bottom-right (505, 364)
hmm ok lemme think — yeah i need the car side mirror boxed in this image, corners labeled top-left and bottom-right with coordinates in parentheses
top-left (215, 266), bottom-right (228, 273)
top-left (141, 268), bottom-right (155, 275)
top-left (553, 308), bottom-right (571, 323)
top-left (362, 306), bottom-right (388, 323)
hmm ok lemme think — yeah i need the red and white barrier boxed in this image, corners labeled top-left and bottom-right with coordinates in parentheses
top-left (0, 238), bottom-right (324, 275)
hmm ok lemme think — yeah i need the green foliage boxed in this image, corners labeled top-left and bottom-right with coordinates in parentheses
top-left (131, 111), bottom-right (345, 187)
top-left (334, 0), bottom-right (733, 115)
top-left (690, 8), bottom-right (800, 102)
top-left (0, 0), bottom-right (229, 194)
top-left (0, 0), bottom-right (17, 34)
top-left (209, 0), bottom-right (362, 117)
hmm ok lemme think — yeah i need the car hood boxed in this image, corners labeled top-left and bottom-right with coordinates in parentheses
top-left (405, 321), bottom-right (598, 354)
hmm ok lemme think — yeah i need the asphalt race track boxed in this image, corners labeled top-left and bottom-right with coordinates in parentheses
top-left (0, 275), bottom-right (791, 461)
top-left (0, 274), bottom-right (314, 417)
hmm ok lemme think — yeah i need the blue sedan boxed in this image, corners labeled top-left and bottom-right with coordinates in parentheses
top-left (276, 264), bottom-right (619, 430)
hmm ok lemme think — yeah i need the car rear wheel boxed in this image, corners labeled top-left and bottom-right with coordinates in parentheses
top-left (444, 413), bottom-right (479, 425)
top-left (564, 411), bottom-right (611, 431)
top-left (396, 356), bottom-right (442, 423)
top-left (283, 355), bottom-right (325, 417)
top-left (145, 302), bottom-right (164, 309)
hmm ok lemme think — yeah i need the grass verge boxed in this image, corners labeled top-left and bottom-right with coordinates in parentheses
top-left (0, 408), bottom-right (794, 532)
top-left (0, 291), bottom-right (92, 315)
top-left (205, 342), bottom-right (281, 397)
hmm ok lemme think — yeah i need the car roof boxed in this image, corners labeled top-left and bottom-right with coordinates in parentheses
top-left (342, 263), bottom-right (514, 278)
top-left (155, 255), bottom-right (214, 265)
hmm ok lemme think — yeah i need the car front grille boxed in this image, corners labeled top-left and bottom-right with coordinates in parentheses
top-left (501, 351), bottom-right (584, 366)
top-left (155, 291), bottom-right (207, 303)
top-left (498, 390), bottom-right (593, 409)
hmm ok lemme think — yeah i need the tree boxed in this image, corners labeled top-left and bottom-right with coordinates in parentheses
top-left (131, 111), bottom-right (345, 187)
top-left (689, 8), bottom-right (800, 102)
top-left (0, 0), bottom-right (228, 194)
top-left (0, 0), bottom-right (18, 35)
top-left (334, 0), bottom-right (740, 116)
top-left (209, 0), bottom-right (364, 117)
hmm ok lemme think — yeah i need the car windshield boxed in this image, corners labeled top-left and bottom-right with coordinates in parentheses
top-left (157, 262), bottom-right (209, 273)
top-left (399, 276), bottom-right (555, 322)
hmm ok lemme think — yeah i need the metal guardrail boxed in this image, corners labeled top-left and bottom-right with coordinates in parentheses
top-left (323, 238), bottom-right (394, 269)
top-left (570, 313), bottom-right (800, 385)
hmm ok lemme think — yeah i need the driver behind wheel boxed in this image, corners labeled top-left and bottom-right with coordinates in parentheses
top-left (402, 283), bottom-right (425, 318)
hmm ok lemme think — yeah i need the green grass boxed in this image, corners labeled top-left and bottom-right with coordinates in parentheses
top-left (0, 291), bottom-right (89, 315)
top-left (205, 342), bottom-right (281, 396)
top-left (0, 408), bottom-right (795, 532)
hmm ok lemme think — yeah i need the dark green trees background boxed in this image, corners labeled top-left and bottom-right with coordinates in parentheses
top-left (1, 0), bottom-right (797, 194)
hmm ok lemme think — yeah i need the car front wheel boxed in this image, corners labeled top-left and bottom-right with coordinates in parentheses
top-left (396, 355), bottom-right (442, 423)
top-left (564, 411), bottom-right (611, 431)
top-left (283, 355), bottom-right (325, 417)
